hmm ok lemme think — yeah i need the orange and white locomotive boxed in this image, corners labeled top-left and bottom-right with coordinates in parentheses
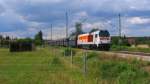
top-left (77, 30), bottom-right (111, 50)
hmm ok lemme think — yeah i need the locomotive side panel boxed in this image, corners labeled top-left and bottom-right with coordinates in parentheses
top-left (77, 34), bottom-right (94, 45)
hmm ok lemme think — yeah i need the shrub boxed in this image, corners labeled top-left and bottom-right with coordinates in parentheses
top-left (17, 38), bottom-right (33, 43)
top-left (98, 61), bottom-right (149, 83)
top-left (111, 45), bottom-right (129, 51)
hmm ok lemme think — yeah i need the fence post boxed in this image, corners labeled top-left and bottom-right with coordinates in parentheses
top-left (83, 50), bottom-right (87, 76)
top-left (71, 49), bottom-right (73, 64)
top-left (96, 78), bottom-right (99, 84)
top-left (51, 46), bottom-right (53, 56)
top-left (52, 46), bottom-right (56, 57)
top-left (64, 48), bottom-right (66, 57)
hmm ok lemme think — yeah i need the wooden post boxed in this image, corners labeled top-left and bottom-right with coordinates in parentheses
top-left (71, 49), bottom-right (73, 64)
top-left (64, 48), bottom-right (66, 57)
top-left (83, 50), bottom-right (87, 76)
top-left (96, 78), bottom-right (99, 84)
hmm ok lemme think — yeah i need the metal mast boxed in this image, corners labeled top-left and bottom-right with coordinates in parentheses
top-left (65, 12), bottom-right (69, 47)
top-left (50, 24), bottom-right (53, 41)
top-left (119, 14), bottom-right (122, 38)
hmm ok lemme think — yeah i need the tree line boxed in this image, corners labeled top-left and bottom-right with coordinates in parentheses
top-left (0, 31), bottom-right (43, 47)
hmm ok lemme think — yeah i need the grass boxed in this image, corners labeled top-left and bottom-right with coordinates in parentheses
top-left (111, 45), bottom-right (150, 53)
top-left (0, 47), bottom-right (150, 84)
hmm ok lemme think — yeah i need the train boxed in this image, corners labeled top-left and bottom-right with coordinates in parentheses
top-left (48, 29), bottom-right (111, 50)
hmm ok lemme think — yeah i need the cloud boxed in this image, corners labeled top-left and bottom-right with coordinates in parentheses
top-left (29, 0), bottom-right (65, 3)
top-left (0, 0), bottom-right (150, 38)
top-left (127, 17), bottom-right (150, 24)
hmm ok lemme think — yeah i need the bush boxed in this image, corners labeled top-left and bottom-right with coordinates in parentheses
top-left (17, 38), bottom-right (33, 43)
top-left (98, 61), bottom-right (149, 83)
top-left (111, 45), bottom-right (129, 51)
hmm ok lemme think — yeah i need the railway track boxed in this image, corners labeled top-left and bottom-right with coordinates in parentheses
top-left (101, 51), bottom-right (150, 61)
top-left (115, 51), bottom-right (150, 56)
top-left (72, 48), bottom-right (150, 61)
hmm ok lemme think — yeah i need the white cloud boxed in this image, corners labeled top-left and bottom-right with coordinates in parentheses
top-left (82, 22), bottom-right (107, 32)
top-left (0, 0), bottom-right (150, 37)
top-left (28, 0), bottom-right (64, 3)
top-left (75, 11), bottom-right (88, 17)
top-left (128, 17), bottom-right (150, 24)
top-left (1, 30), bottom-right (29, 38)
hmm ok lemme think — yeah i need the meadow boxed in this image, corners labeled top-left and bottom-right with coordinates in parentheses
top-left (0, 47), bottom-right (150, 84)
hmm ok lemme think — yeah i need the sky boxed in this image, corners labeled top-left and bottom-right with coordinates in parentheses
top-left (0, 0), bottom-right (150, 39)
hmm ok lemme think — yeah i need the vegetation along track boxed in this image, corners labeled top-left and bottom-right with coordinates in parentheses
top-left (116, 51), bottom-right (150, 56)
top-left (103, 51), bottom-right (150, 61)
top-left (82, 49), bottom-right (150, 61)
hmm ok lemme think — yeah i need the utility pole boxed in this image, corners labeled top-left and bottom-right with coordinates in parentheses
top-left (118, 14), bottom-right (122, 49)
top-left (83, 50), bottom-right (87, 76)
top-left (65, 12), bottom-right (69, 46)
top-left (65, 11), bottom-right (69, 48)
top-left (51, 24), bottom-right (53, 41)
top-left (119, 14), bottom-right (122, 38)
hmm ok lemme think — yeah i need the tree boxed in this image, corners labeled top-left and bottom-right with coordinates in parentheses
top-left (34, 31), bottom-right (43, 45)
top-left (70, 22), bottom-right (83, 37)
top-left (75, 22), bottom-right (83, 35)
top-left (74, 22), bottom-right (83, 47)
top-left (0, 35), bottom-right (3, 40)
top-left (5, 36), bottom-right (10, 40)
top-left (121, 35), bottom-right (130, 46)
top-left (111, 36), bottom-right (119, 45)
top-left (17, 38), bottom-right (33, 43)
top-left (0, 35), bottom-right (2, 47)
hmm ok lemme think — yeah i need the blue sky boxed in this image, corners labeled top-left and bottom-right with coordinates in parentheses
top-left (0, 0), bottom-right (150, 39)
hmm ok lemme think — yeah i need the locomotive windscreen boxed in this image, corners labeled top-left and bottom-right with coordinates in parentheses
top-left (99, 30), bottom-right (110, 37)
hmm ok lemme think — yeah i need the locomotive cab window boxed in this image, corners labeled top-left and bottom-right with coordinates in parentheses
top-left (95, 34), bottom-right (98, 38)
top-left (99, 30), bottom-right (110, 37)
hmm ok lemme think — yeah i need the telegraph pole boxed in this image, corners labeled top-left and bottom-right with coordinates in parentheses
top-left (66, 12), bottom-right (69, 39)
top-left (118, 14), bottom-right (122, 49)
top-left (51, 24), bottom-right (53, 41)
top-left (66, 12), bottom-right (69, 46)
top-left (119, 14), bottom-right (122, 38)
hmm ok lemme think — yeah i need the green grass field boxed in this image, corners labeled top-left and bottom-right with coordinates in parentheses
top-left (0, 47), bottom-right (150, 84)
